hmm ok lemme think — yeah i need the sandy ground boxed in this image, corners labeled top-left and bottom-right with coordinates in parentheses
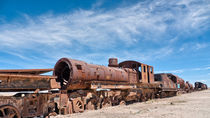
top-left (53, 89), bottom-right (210, 118)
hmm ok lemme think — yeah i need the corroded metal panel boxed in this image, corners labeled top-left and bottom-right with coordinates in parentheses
top-left (154, 73), bottom-right (177, 91)
top-left (164, 73), bottom-right (185, 90)
top-left (0, 74), bottom-right (59, 91)
top-left (0, 69), bottom-right (53, 75)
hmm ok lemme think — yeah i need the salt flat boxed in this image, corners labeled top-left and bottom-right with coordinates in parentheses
top-left (54, 89), bottom-right (210, 118)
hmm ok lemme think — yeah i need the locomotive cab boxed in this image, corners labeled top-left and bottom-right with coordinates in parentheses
top-left (119, 61), bottom-right (154, 83)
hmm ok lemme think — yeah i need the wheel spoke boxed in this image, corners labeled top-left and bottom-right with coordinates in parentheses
top-left (0, 106), bottom-right (20, 118)
top-left (73, 99), bottom-right (84, 113)
top-left (0, 109), bottom-right (5, 116)
top-left (8, 113), bottom-right (16, 118)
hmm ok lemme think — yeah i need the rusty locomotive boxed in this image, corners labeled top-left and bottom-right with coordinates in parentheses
top-left (194, 82), bottom-right (208, 90)
top-left (0, 58), bottom-right (204, 117)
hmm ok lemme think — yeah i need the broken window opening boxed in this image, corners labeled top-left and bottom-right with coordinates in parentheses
top-left (76, 65), bottom-right (82, 70)
top-left (150, 67), bottom-right (153, 73)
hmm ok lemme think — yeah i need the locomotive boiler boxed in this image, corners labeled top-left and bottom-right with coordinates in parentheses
top-left (54, 58), bottom-right (156, 90)
top-left (54, 58), bottom-right (129, 90)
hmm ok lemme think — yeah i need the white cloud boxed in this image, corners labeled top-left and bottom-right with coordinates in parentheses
top-left (156, 69), bottom-right (184, 74)
top-left (196, 79), bottom-right (207, 83)
top-left (0, 0), bottom-right (209, 67)
top-left (179, 42), bottom-right (209, 52)
top-left (195, 43), bottom-right (208, 50)
top-left (191, 66), bottom-right (210, 71)
top-left (206, 67), bottom-right (210, 70)
top-left (156, 66), bottom-right (210, 74)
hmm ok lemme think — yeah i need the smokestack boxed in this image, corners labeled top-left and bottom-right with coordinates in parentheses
top-left (108, 58), bottom-right (118, 67)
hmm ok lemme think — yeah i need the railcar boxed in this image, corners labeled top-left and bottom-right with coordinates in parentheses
top-left (53, 58), bottom-right (161, 113)
top-left (185, 81), bottom-right (194, 92)
top-left (195, 82), bottom-right (208, 90)
top-left (154, 73), bottom-right (177, 97)
top-left (0, 69), bottom-right (60, 118)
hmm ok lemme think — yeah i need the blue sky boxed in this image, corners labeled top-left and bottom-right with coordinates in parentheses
top-left (0, 0), bottom-right (210, 86)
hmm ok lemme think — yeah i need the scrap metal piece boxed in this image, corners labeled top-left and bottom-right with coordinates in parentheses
top-left (0, 69), bottom-right (53, 75)
top-left (0, 74), bottom-right (60, 91)
top-left (0, 68), bottom-right (53, 75)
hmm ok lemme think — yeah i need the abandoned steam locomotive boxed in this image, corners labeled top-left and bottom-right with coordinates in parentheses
top-left (0, 58), bottom-right (206, 117)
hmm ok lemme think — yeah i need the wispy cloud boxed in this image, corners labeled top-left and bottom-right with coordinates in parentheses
top-left (196, 79), bottom-right (207, 83)
top-left (157, 66), bottom-right (210, 74)
top-left (0, 0), bottom-right (209, 68)
top-left (156, 69), bottom-right (184, 74)
top-left (191, 66), bottom-right (210, 71)
top-left (179, 42), bottom-right (209, 52)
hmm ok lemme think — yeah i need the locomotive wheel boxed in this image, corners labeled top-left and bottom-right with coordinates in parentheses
top-left (161, 92), bottom-right (167, 98)
top-left (151, 93), bottom-right (155, 99)
top-left (149, 93), bottom-right (153, 100)
top-left (86, 100), bottom-right (96, 110)
top-left (72, 98), bottom-right (84, 113)
top-left (101, 98), bottom-right (112, 108)
top-left (119, 100), bottom-right (126, 105)
top-left (111, 96), bottom-right (119, 106)
top-left (0, 105), bottom-right (21, 118)
top-left (156, 93), bottom-right (160, 98)
top-left (141, 94), bottom-right (146, 102)
top-left (146, 93), bottom-right (150, 100)
top-left (145, 93), bottom-right (150, 101)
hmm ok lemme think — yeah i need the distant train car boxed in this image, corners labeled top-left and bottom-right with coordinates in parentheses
top-left (176, 77), bottom-right (185, 91)
top-left (186, 81), bottom-right (193, 92)
top-left (194, 82), bottom-right (208, 90)
top-left (204, 84), bottom-right (208, 89)
top-left (184, 82), bottom-right (190, 93)
top-left (154, 73), bottom-right (177, 97)
top-left (202, 84), bottom-right (208, 90)
top-left (161, 73), bottom-right (185, 93)
top-left (155, 73), bottom-right (193, 93)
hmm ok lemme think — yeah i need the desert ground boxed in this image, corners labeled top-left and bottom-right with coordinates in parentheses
top-left (53, 89), bottom-right (210, 118)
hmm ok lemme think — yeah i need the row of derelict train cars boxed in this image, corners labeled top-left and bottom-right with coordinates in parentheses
top-left (0, 58), bottom-right (208, 118)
